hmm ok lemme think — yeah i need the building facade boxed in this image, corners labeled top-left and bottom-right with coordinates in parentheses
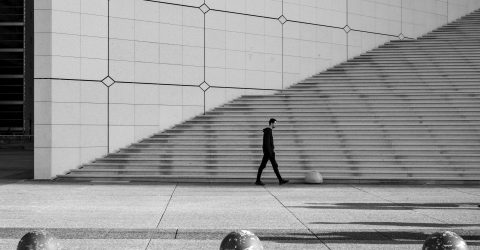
top-left (33, 0), bottom-right (480, 178)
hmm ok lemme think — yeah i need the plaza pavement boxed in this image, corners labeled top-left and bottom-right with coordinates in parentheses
top-left (0, 180), bottom-right (479, 249)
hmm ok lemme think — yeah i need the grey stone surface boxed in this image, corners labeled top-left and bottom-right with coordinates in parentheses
top-left (158, 192), bottom-right (304, 230)
top-left (0, 183), bottom-right (479, 249)
top-left (0, 182), bottom-right (174, 228)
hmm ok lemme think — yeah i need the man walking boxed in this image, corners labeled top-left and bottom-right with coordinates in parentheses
top-left (255, 118), bottom-right (289, 185)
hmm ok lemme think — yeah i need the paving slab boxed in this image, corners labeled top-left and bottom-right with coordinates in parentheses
top-left (0, 182), bottom-right (174, 228)
top-left (158, 193), bottom-right (304, 230)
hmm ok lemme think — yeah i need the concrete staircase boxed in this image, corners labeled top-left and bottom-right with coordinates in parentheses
top-left (56, 9), bottom-right (480, 183)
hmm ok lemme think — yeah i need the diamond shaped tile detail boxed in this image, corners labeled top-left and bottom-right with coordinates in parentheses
top-left (102, 76), bottom-right (115, 87)
top-left (343, 25), bottom-right (351, 33)
top-left (199, 81), bottom-right (210, 91)
top-left (278, 15), bottom-right (287, 24)
top-left (200, 3), bottom-right (210, 14)
top-left (399, 33), bottom-right (405, 40)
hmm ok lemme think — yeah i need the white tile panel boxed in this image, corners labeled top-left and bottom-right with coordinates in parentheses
top-left (81, 125), bottom-right (108, 147)
top-left (51, 102), bottom-right (81, 124)
top-left (182, 65), bottom-right (204, 85)
top-left (159, 23), bottom-right (183, 44)
top-left (110, 0), bottom-right (135, 19)
top-left (81, 58), bottom-right (108, 80)
top-left (34, 147), bottom-right (52, 179)
top-left (34, 125), bottom-right (52, 148)
top-left (135, 20), bottom-right (159, 43)
top-left (34, 10), bottom-right (52, 33)
top-left (159, 105), bottom-right (183, 129)
top-left (205, 88), bottom-right (226, 111)
top-left (81, 14), bottom-right (108, 37)
top-left (81, 36), bottom-right (108, 59)
top-left (51, 148), bottom-right (80, 176)
top-left (81, 147), bottom-right (107, 164)
top-left (51, 0), bottom-right (80, 12)
top-left (110, 39), bottom-right (135, 61)
top-left (183, 46), bottom-right (204, 67)
top-left (159, 44), bottom-right (183, 65)
top-left (34, 56), bottom-right (53, 78)
top-left (159, 64), bottom-right (183, 85)
top-left (134, 84), bottom-right (159, 105)
top-left (159, 85), bottom-right (182, 105)
top-left (135, 105), bottom-right (160, 125)
top-left (109, 125), bottom-right (135, 152)
top-left (182, 106), bottom-right (204, 120)
top-left (183, 26), bottom-right (204, 47)
top-left (135, 0), bottom-right (160, 22)
top-left (34, 79), bottom-right (52, 102)
top-left (109, 17), bottom-right (135, 40)
top-left (81, 103), bottom-right (108, 125)
top-left (81, 0), bottom-right (108, 16)
top-left (110, 83), bottom-right (135, 104)
top-left (51, 125), bottom-right (81, 147)
top-left (182, 86), bottom-right (204, 106)
top-left (134, 62), bottom-right (160, 83)
top-left (35, 101), bottom-right (52, 125)
top-left (159, 3), bottom-right (183, 25)
top-left (51, 10), bottom-right (80, 35)
top-left (109, 104), bottom-right (134, 125)
top-left (51, 80), bottom-right (80, 102)
top-left (206, 67), bottom-right (226, 87)
top-left (51, 33), bottom-right (80, 57)
top-left (110, 60), bottom-right (134, 82)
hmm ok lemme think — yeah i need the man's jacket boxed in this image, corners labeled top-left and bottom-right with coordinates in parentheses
top-left (262, 127), bottom-right (275, 156)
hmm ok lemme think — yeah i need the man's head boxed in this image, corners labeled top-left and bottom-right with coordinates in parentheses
top-left (269, 118), bottom-right (277, 129)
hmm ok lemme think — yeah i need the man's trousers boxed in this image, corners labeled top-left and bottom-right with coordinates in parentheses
top-left (256, 153), bottom-right (283, 181)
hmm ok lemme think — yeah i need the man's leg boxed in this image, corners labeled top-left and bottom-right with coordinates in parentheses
top-left (256, 154), bottom-right (269, 183)
top-left (269, 154), bottom-right (283, 181)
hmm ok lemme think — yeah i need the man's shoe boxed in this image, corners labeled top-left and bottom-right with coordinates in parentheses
top-left (279, 179), bottom-right (289, 185)
top-left (255, 181), bottom-right (265, 186)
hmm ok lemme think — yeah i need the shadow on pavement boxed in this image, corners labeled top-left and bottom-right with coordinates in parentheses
top-left (310, 221), bottom-right (480, 228)
top-left (289, 202), bottom-right (480, 210)
top-left (261, 231), bottom-right (480, 246)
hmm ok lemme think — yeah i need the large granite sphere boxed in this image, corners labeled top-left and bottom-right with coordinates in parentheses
top-left (17, 230), bottom-right (61, 250)
top-left (423, 231), bottom-right (468, 250)
top-left (305, 171), bottom-right (323, 184)
top-left (220, 230), bottom-right (263, 250)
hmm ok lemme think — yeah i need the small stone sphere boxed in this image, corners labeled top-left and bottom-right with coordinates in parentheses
top-left (17, 230), bottom-right (61, 250)
top-left (219, 230), bottom-right (264, 250)
top-left (305, 171), bottom-right (323, 184)
top-left (422, 231), bottom-right (468, 250)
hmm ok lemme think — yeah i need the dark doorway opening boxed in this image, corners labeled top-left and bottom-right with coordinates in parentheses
top-left (0, 0), bottom-right (34, 179)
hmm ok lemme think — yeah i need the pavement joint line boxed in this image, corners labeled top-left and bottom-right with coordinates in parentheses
top-left (264, 186), bottom-right (333, 250)
top-left (145, 183), bottom-right (178, 250)
top-left (350, 185), bottom-right (450, 225)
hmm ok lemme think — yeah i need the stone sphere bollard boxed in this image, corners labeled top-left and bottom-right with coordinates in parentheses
top-left (219, 230), bottom-right (263, 250)
top-left (305, 171), bottom-right (323, 184)
top-left (17, 230), bottom-right (61, 250)
top-left (422, 231), bottom-right (468, 250)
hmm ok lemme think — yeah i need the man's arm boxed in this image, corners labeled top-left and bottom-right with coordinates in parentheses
top-left (264, 129), bottom-right (274, 155)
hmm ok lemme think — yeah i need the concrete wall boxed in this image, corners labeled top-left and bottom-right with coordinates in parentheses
top-left (34, 0), bottom-right (480, 178)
